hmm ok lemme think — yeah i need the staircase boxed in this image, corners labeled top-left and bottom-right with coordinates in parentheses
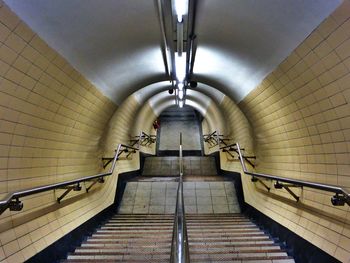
top-left (187, 214), bottom-right (294, 262)
top-left (63, 156), bottom-right (295, 262)
top-left (64, 214), bottom-right (173, 262)
top-left (63, 213), bottom-right (294, 262)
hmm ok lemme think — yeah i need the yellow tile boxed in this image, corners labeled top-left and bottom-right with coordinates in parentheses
top-left (334, 247), bottom-right (350, 263)
top-left (0, 246), bottom-right (5, 261)
top-left (14, 22), bottom-right (34, 43)
top-left (5, 33), bottom-right (26, 54)
top-left (0, 44), bottom-right (17, 65)
top-left (331, 0), bottom-right (350, 25)
top-left (0, 20), bottom-right (10, 42)
top-left (3, 240), bottom-right (19, 257)
top-left (335, 38), bottom-right (350, 59)
top-left (5, 251), bottom-right (25, 263)
top-left (17, 235), bottom-right (31, 250)
top-left (0, 5), bottom-right (20, 30)
top-left (321, 52), bottom-right (341, 70)
top-left (305, 31), bottom-right (323, 49)
top-left (314, 41), bottom-right (333, 59)
top-left (326, 20), bottom-right (350, 49)
top-left (12, 56), bottom-right (31, 73)
top-left (317, 16), bottom-right (338, 39)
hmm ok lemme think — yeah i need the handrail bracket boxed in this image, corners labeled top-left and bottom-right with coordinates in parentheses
top-left (274, 182), bottom-right (302, 201)
top-left (86, 177), bottom-right (105, 193)
top-left (9, 198), bottom-right (23, 212)
top-left (102, 158), bottom-right (114, 169)
top-left (252, 177), bottom-right (270, 192)
top-left (220, 144), bottom-right (256, 168)
top-left (203, 132), bottom-right (350, 207)
top-left (331, 193), bottom-right (350, 206)
top-left (57, 184), bottom-right (82, 204)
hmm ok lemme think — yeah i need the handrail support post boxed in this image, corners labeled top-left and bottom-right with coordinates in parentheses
top-left (57, 184), bottom-right (82, 204)
top-left (57, 187), bottom-right (73, 204)
top-left (283, 185), bottom-right (300, 202)
top-left (274, 182), bottom-right (302, 202)
top-left (252, 177), bottom-right (270, 192)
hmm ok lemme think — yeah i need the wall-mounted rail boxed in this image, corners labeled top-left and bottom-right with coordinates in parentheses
top-left (0, 144), bottom-right (139, 215)
top-left (232, 143), bottom-right (350, 206)
top-left (202, 131), bottom-right (350, 206)
top-left (170, 133), bottom-right (190, 263)
top-left (220, 143), bottom-right (256, 168)
top-left (203, 131), bottom-right (230, 148)
top-left (130, 131), bottom-right (157, 147)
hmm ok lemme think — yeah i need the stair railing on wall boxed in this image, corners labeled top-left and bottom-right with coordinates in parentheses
top-left (170, 133), bottom-right (190, 263)
top-left (130, 131), bottom-right (157, 147)
top-left (235, 142), bottom-right (350, 206)
top-left (203, 130), bottom-right (230, 148)
top-left (202, 132), bottom-right (350, 206)
top-left (0, 143), bottom-right (140, 215)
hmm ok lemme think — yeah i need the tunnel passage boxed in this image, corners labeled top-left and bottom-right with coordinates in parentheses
top-left (0, 1), bottom-right (349, 263)
top-left (158, 105), bottom-right (203, 153)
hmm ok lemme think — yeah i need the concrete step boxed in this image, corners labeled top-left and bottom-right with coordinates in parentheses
top-left (64, 213), bottom-right (294, 263)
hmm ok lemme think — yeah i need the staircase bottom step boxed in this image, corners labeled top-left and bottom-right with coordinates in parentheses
top-left (64, 257), bottom-right (294, 263)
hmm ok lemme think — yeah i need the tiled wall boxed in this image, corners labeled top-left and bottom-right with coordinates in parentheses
top-left (131, 101), bottom-right (157, 155)
top-left (202, 101), bottom-right (231, 155)
top-left (0, 2), bottom-right (139, 262)
top-left (132, 101), bottom-right (157, 137)
top-left (102, 96), bottom-right (157, 156)
top-left (218, 1), bottom-right (350, 261)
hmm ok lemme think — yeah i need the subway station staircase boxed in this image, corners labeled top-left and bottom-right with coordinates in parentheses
top-left (63, 157), bottom-right (295, 262)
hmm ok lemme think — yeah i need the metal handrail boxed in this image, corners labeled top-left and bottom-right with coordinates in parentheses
top-left (203, 130), bottom-right (230, 148)
top-left (0, 143), bottom-right (139, 215)
top-left (233, 143), bottom-right (350, 206)
top-left (170, 133), bottom-right (190, 263)
top-left (220, 143), bottom-right (256, 168)
top-left (130, 131), bottom-right (156, 147)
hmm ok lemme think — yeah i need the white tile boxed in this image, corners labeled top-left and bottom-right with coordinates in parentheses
top-left (197, 205), bottom-right (213, 213)
top-left (149, 205), bottom-right (165, 214)
top-left (185, 205), bottom-right (197, 214)
top-left (197, 197), bottom-right (212, 205)
top-left (213, 205), bottom-right (229, 213)
top-left (212, 196), bottom-right (228, 204)
top-left (184, 197), bottom-right (196, 205)
top-left (133, 205), bottom-right (149, 214)
top-left (119, 205), bottom-right (133, 214)
top-left (196, 182), bottom-right (210, 189)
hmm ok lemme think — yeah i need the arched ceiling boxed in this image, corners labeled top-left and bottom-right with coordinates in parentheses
top-left (4, 0), bottom-right (167, 104)
top-left (5, 0), bottom-right (341, 104)
top-left (193, 0), bottom-right (341, 101)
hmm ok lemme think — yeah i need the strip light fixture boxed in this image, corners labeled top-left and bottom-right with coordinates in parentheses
top-left (174, 0), bottom-right (189, 22)
top-left (174, 0), bottom-right (189, 108)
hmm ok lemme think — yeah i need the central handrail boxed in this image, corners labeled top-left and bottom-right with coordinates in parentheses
top-left (170, 133), bottom-right (190, 263)
top-left (0, 143), bottom-right (139, 215)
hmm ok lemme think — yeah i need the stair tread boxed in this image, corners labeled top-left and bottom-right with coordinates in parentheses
top-left (64, 210), bottom-right (294, 263)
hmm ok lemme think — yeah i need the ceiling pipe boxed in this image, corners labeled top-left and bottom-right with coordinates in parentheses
top-left (156, 0), bottom-right (171, 78)
top-left (186, 0), bottom-right (197, 81)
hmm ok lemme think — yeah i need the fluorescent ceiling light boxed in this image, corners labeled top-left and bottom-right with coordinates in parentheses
top-left (179, 100), bottom-right (184, 108)
top-left (175, 0), bottom-right (188, 22)
top-left (178, 82), bottom-right (184, 91)
top-left (175, 52), bottom-right (186, 82)
top-left (178, 89), bottom-right (184, 100)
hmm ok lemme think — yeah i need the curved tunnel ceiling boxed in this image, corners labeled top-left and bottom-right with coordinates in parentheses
top-left (4, 0), bottom-right (341, 104)
top-left (4, 0), bottom-right (167, 104)
top-left (193, 0), bottom-right (341, 102)
top-left (134, 88), bottom-right (226, 134)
